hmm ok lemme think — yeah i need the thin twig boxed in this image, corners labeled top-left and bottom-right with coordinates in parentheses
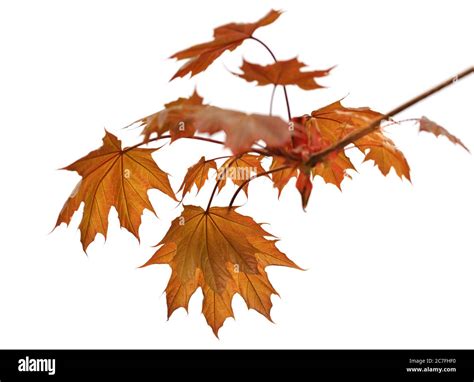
top-left (123, 134), bottom-right (269, 156)
top-left (306, 67), bottom-right (474, 167)
top-left (250, 36), bottom-right (292, 121)
top-left (269, 84), bottom-right (277, 116)
top-left (123, 135), bottom-right (226, 152)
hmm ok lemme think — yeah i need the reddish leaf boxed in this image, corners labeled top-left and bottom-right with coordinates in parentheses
top-left (192, 106), bottom-right (290, 154)
top-left (419, 116), bottom-right (469, 152)
top-left (295, 170), bottom-right (313, 210)
top-left (235, 58), bottom-right (332, 89)
top-left (170, 10), bottom-right (282, 79)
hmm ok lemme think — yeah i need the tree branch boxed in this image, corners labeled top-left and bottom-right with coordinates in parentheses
top-left (306, 66), bottom-right (474, 167)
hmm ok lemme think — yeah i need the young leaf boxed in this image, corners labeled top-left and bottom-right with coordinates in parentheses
top-left (295, 170), bottom-right (313, 210)
top-left (142, 205), bottom-right (300, 336)
top-left (170, 9), bottom-right (282, 79)
top-left (179, 156), bottom-right (217, 197)
top-left (217, 154), bottom-right (267, 196)
top-left (235, 58), bottom-right (332, 90)
top-left (419, 116), bottom-right (469, 152)
top-left (55, 131), bottom-right (176, 251)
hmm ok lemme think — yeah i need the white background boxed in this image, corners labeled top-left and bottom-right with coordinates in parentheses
top-left (0, 0), bottom-right (473, 348)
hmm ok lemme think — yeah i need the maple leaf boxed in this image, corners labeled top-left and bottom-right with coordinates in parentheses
top-left (356, 132), bottom-right (411, 180)
top-left (312, 151), bottom-right (355, 190)
top-left (170, 10), bottom-right (282, 79)
top-left (179, 156), bottom-right (217, 197)
top-left (235, 58), bottom-right (332, 90)
top-left (419, 116), bottom-right (469, 152)
top-left (193, 106), bottom-right (291, 153)
top-left (217, 154), bottom-right (267, 196)
top-left (311, 100), bottom-right (385, 144)
top-left (309, 101), bottom-right (411, 180)
top-left (142, 205), bottom-right (300, 336)
top-left (55, 131), bottom-right (176, 251)
top-left (54, 4), bottom-right (472, 339)
top-left (133, 90), bottom-right (204, 142)
top-left (229, 263), bottom-right (277, 320)
top-left (269, 156), bottom-right (298, 196)
top-left (137, 100), bottom-right (291, 154)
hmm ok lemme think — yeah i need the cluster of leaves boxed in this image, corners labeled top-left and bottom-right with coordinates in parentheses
top-left (56, 10), bottom-right (469, 336)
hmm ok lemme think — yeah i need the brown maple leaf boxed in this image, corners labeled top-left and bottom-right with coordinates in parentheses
top-left (270, 156), bottom-right (298, 197)
top-left (356, 132), bottom-right (411, 180)
top-left (217, 154), bottom-right (267, 196)
top-left (142, 205), bottom-right (300, 336)
top-left (235, 58), bottom-right (332, 90)
top-left (55, 131), bottom-right (176, 251)
top-left (179, 156), bottom-right (217, 197)
top-left (312, 151), bottom-right (355, 190)
top-left (170, 10), bottom-right (282, 79)
top-left (419, 116), bottom-right (469, 152)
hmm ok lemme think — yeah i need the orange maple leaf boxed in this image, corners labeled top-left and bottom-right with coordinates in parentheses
top-left (54, 7), bottom-right (472, 338)
top-left (142, 205), bottom-right (300, 336)
top-left (179, 156), bottom-right (217, 197)
top-left (312, 151), bottom-right (355, 190)
top-left (311, 100), bottom-right (386, 143)
top-left (217, 154), bottom-right (267, 196)
top-left (269, 156), bottom-right (298, 197)
top-left (310, 101), bottom-right (411, 180)
top-left (356, 132), bottom-right (411, 180)
top-left (235, 58), bottom-right (332, 90)
top-left (170, 10), bottom-right (282, 79)
top-left (55, 131), bottom-right (176, 251)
